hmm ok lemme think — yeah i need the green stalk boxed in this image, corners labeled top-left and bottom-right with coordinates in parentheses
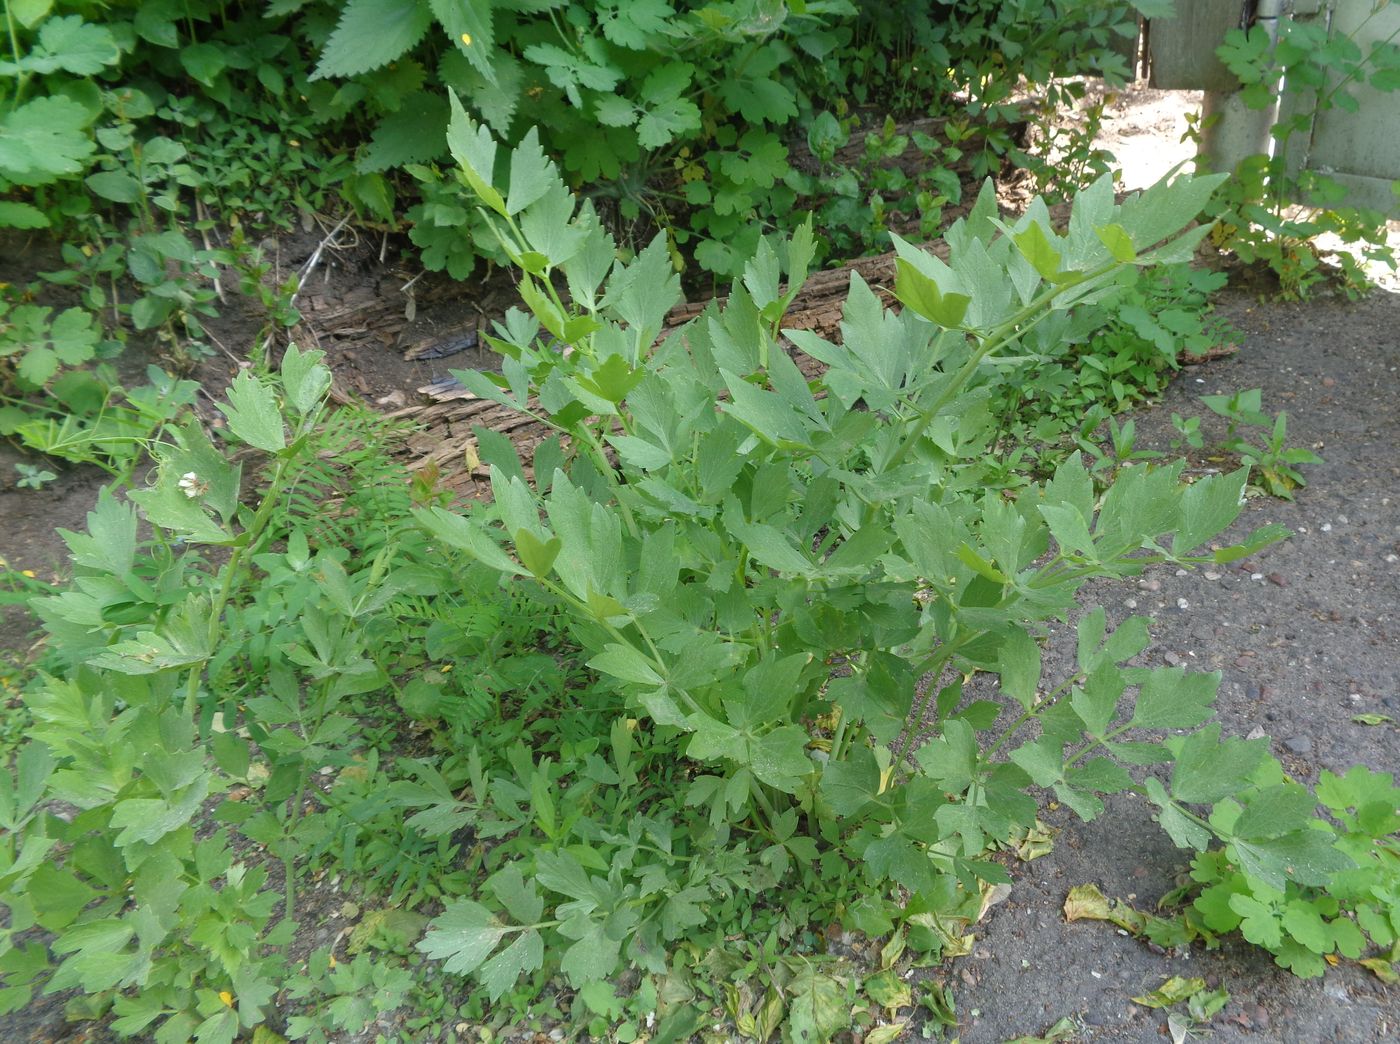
top-left (885, 259), bottom-right (1119, 477)
top-left (183, 448), bottom-right (299, 726)
top-left (4, 4), bottom-right (27, 111)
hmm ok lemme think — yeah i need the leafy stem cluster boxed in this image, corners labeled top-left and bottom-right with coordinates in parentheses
top-left (1207, 3), bottom-right (1400, 296)
top-left (393, 111), bottom-right (1397, 1019)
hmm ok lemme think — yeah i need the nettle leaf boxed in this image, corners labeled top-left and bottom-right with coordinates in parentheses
top-left (431, 0), bottom-right (494, 80)
top-left (360, 92), bottom-right (450, 172)
top-left (313, 0), bottom-right (433, 80)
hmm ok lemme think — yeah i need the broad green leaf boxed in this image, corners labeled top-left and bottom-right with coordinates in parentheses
top-left (446, 91), bottom-right (507, 216)
top-left (786, 964), bottom-right (849, 1043)
top-left (1229, 783), bottom-right (1317, 841)
top-left (1130, 668), bottom-right (1218, 729)
top-left (414, 507), bottom-right (524, 575)
top-left (279, 344), bottom-right (331, 417)
top-left (819, 745), bottom-right (881, 815)
top-left (1232, 830), bottom-right (1354, 890)
top-left (894, 258), bottom-right (970, 328)
top-left (431, 0), bottom-right (495, 79)
top-left (0, 200), bottom-right (48, 228)
top-left (749, 725), bottom-right (813, 794)
top-left (0, 96), bottom-right (95, 186)
top-left (109, 779), bottom-right (210, 845)
top-left (589, 644), bottom-right (663, 687)
top-left (1170, 727), bottom-right (1268, 805)
top-left (996, 627), bottom-right (1041, 710)
top-left (218, 371), bottom-right (285, 452)
top-left (1013, 221), bottom-right (1064, 281)
top-left (479, 930), bottom-right (544, 1000)
top-left (514, 528), bottom-right (560, 578)
top-left (418, 900), bottom-right (507, 974)
top-left (312, 0), bottom-right (433, 79)
top-left (1230, 893), bottom-right (1283, 948)
top-left (1172, 468), bottom-right (1247, 554)
top-left (1095, 223), bottom-right (1136, 263)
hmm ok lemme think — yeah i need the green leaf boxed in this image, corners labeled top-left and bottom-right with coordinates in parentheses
top-left (1232, 830), bottom-right (1354, 890)
top-left (749, 725), bottom-right (813, 794)
top-left (894, 257), bottom-right (970, 328)
top-left (819, 745), bottom-right (882, 816)
top-left (479, 931), bottom-right (544, 1000)
top-left (786, 964), bottom-right (849, 1043)
top-left (447, 90), bottom-right (507, 216)
top-left (0, 201), bottom-right (48, 228)
top-left (996, 627), bottom-right (1041, 711)
top-left (1013, 221), bottom-right (1064, 281)
top-left (1095, 223), bottom-right (1137, 263)
top-left (1130, 668), bottom-right (1218, 729)
top-left (514, 528), bottom-right (561, 578)
top-left (1172, 468), bottom-right (1247, 554)
top-left (313, 0), bottom-right (433, 79)
top-left (10, 0), bottom-right (53, 30)
top-left (1170, 727), bottom-right (1268, 804)
top-left (589, 644), bottom-right (663, 687)
top-left (1231, 783), bottom-right (1317, 841)
top-left (418, 900), bottom-right (508, 974)
top-left (430, 0), bottom-right (494, 79)
top-left (279, 344), bottom-right (332, 417)
top-left (0, 96), bottom-right (96, 186)
top-left (506, 127), bottom-right (554, 216)
top-left (360, 92), bottom-right (450, 172)
top-left (218, 371), bottom-right (285, 452)
top-left (414, 507), bottom-right (524, 576)
top-left (109, 779), bottom-right (210, 845)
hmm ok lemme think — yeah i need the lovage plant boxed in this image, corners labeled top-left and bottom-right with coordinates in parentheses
top-left (408, 99), bottom-right (1312, 1019)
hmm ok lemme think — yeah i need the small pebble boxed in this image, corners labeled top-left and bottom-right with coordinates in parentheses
top-left (1267, 573), bottom-right (1288, 587)
top-left (1142, 579), bottom-right (1161, 592)
top-left (1251, 572), bottom-right (1264, 581)
top-left (1204, 571), bottom-right (1221, 580)
top-left (1321, 376), bottom-right (1336, 387)
top-left (1125, 598), bottom-right (1138, 609)
top-left (1321, 523), bottom-right (1333, 532)
top-left (1176, 598), bottom-right (1189, 610)
top-left (1284, 736), bottom-right (1313, 755)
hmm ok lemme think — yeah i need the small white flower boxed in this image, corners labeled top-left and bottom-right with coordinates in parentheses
top-left (177, 471), bottom-right (208, 499)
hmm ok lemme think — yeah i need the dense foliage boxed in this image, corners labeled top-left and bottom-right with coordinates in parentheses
top-left (1, 2), bottom-right (1398, 1040)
